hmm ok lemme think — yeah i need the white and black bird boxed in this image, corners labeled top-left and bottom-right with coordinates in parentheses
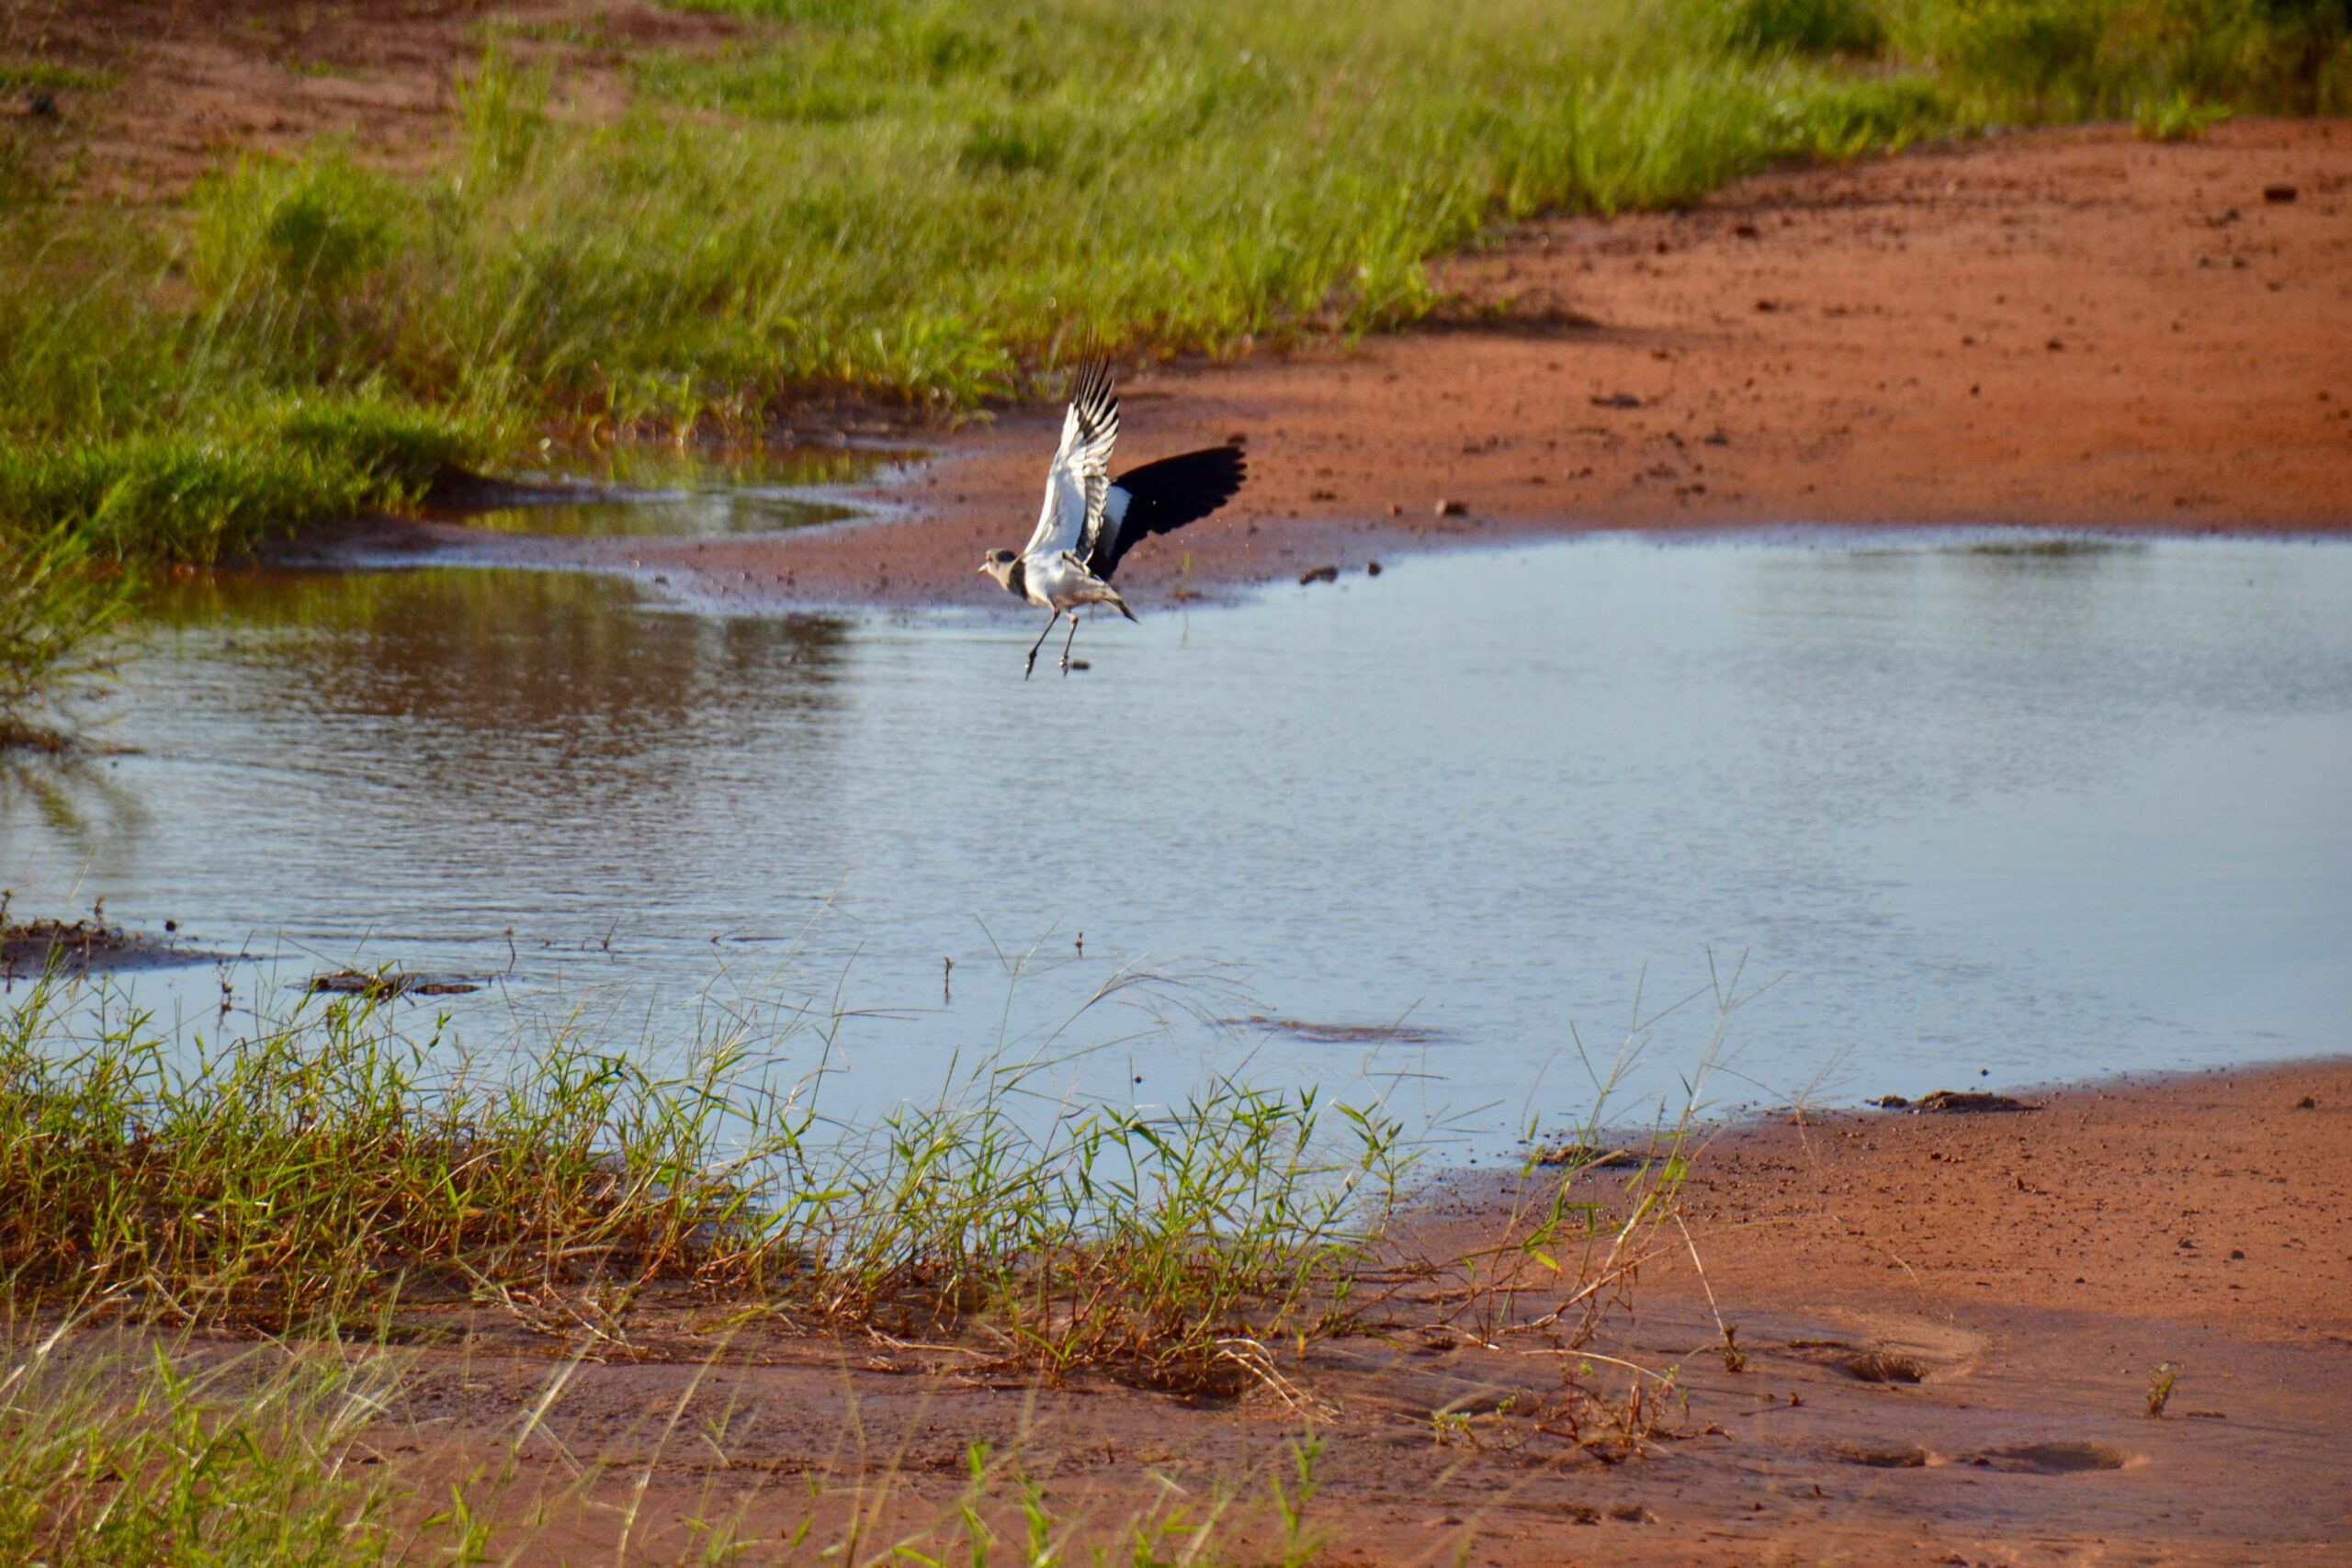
top-left (979, 358), bottom-right (1246, 677)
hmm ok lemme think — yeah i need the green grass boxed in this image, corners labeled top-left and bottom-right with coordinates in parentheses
top-left (0, 1325), bottom-right (405, 1567)
top-left (1708, 0), bottom-right (1891, 57)
top-left (2135, 85), bottom-right (2236, 138)
top-left (1891, 0), bottom-right (2351, 117)
top-left (0, 62), bottom-right (119, 94)
top-left (0, 0), bottom-right (2344, 586)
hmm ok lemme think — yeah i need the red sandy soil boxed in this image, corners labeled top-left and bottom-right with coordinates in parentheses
top-left (81, 1059), bottom-right (2346, 1567)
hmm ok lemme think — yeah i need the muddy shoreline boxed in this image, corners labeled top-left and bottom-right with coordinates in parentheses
top-left (425, 118), bottom-right (2347, 615)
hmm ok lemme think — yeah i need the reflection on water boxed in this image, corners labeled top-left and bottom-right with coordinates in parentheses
top-left (6, 535), bottom-right (2348, 1145)
top-left (453, 446), bottom-right (920, 538)
top-left (146, 569), bottom-right (849, 737)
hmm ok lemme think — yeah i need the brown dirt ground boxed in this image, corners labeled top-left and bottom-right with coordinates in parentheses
top-left (73, 1059), bottom-right (2347, 1566)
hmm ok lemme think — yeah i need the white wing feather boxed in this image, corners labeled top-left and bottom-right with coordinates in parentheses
top-left (1021, 360), bottom-right (1118, 560)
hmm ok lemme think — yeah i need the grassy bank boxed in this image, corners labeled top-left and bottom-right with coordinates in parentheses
top-left (0, 972), bottom-right (1418, 1387)
top-left (2, 0), bottom-right (2346, 572)
top-left (0, 965), bottom-right (1704, 1562)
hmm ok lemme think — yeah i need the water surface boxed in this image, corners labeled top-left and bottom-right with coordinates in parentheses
top-left (7, 533), bottom-right (2347, 1145)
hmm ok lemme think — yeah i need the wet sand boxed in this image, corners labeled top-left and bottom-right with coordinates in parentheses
top-left (593, 118), bottom-right (2351, 610)
top-left (174, 1058), bottom-right (2345, 1565)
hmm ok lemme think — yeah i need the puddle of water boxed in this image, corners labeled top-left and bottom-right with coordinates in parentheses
top-left (460, 491), bottom-right (863, 537)
top-left (444, 445), bottom-right (922, 538)
top-left (6, 534), bottom-right (2349, 1148)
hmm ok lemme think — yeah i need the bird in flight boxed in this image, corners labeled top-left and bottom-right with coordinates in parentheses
top-left (979, 358), bottom-right (1247, 677)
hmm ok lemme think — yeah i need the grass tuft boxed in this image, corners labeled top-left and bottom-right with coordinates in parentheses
top-left (0, 974), bottom-right (1405, 1390)
top-left (1707, 0), bottom-right (1889, 58)
top-left (0, 1324), bottom-right (401, 1567)
top-left (276, 395), bottom-right (483, 491)
top-left (0, 62), bottom-right (119, 94)
top-left (2135, 85), bottom-right (2233, 138)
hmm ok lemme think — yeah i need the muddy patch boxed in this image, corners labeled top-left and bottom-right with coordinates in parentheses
top-left (305, 967), bottom-right (485, 1000)
top-left (1224, 1015), bottom-right (1449, 1046)
top-left (1871, 1089), bottom-right (2041, 1113)
top-left (1, 916), bottom-right (211, 977)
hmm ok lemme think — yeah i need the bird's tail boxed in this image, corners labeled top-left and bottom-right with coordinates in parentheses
top-left (1110, 589), bottom-right (1138, 623)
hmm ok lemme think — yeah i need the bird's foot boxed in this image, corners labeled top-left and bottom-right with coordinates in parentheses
top-left (1023, 652), bottom-right (1038, 680)
top-left (1058, 653), bottom-right (1071, 676)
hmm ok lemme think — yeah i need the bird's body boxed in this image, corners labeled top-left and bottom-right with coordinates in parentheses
top-left (1007, 548), bottom-right (1136, 620)
top-left (981, 359), bottom-right (1245, 676)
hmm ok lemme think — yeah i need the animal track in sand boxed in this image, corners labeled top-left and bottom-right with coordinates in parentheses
top-left (1781, 1339), bottom-right (1938, 1383)
top-left (1832, 1438), bottom-right (2132, 1474)
top-left (1960, 1440), bottom-right (2132, 1475)
top-left (1832, 1440), bottom-right (1931, 1468)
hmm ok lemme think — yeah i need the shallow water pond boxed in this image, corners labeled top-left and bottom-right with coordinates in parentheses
top-left (6, 533), bottom-right (2348, 1147)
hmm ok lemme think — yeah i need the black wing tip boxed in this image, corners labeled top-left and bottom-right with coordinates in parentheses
top-left (1116, 444), bottom-right (1248, 508)
top-left (1066, 355), bottom-right (1117, 418)
top-left (1194, 446), bottom-right (1245, 502)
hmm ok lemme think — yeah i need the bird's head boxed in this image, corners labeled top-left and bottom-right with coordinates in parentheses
top-left (978, 549), bottom-right (1020, 592)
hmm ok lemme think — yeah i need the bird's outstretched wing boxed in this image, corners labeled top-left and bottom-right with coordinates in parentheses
top-left (1087, 444), bottom-right (1248, 579)
top-left (1021, 358), bottom-right (1119, 559)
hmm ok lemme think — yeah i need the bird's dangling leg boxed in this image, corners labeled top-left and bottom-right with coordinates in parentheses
top-left (1058, 611), bottom-right (1081, 675)
top-left (1023, 608), bottom-right (1058, 680)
